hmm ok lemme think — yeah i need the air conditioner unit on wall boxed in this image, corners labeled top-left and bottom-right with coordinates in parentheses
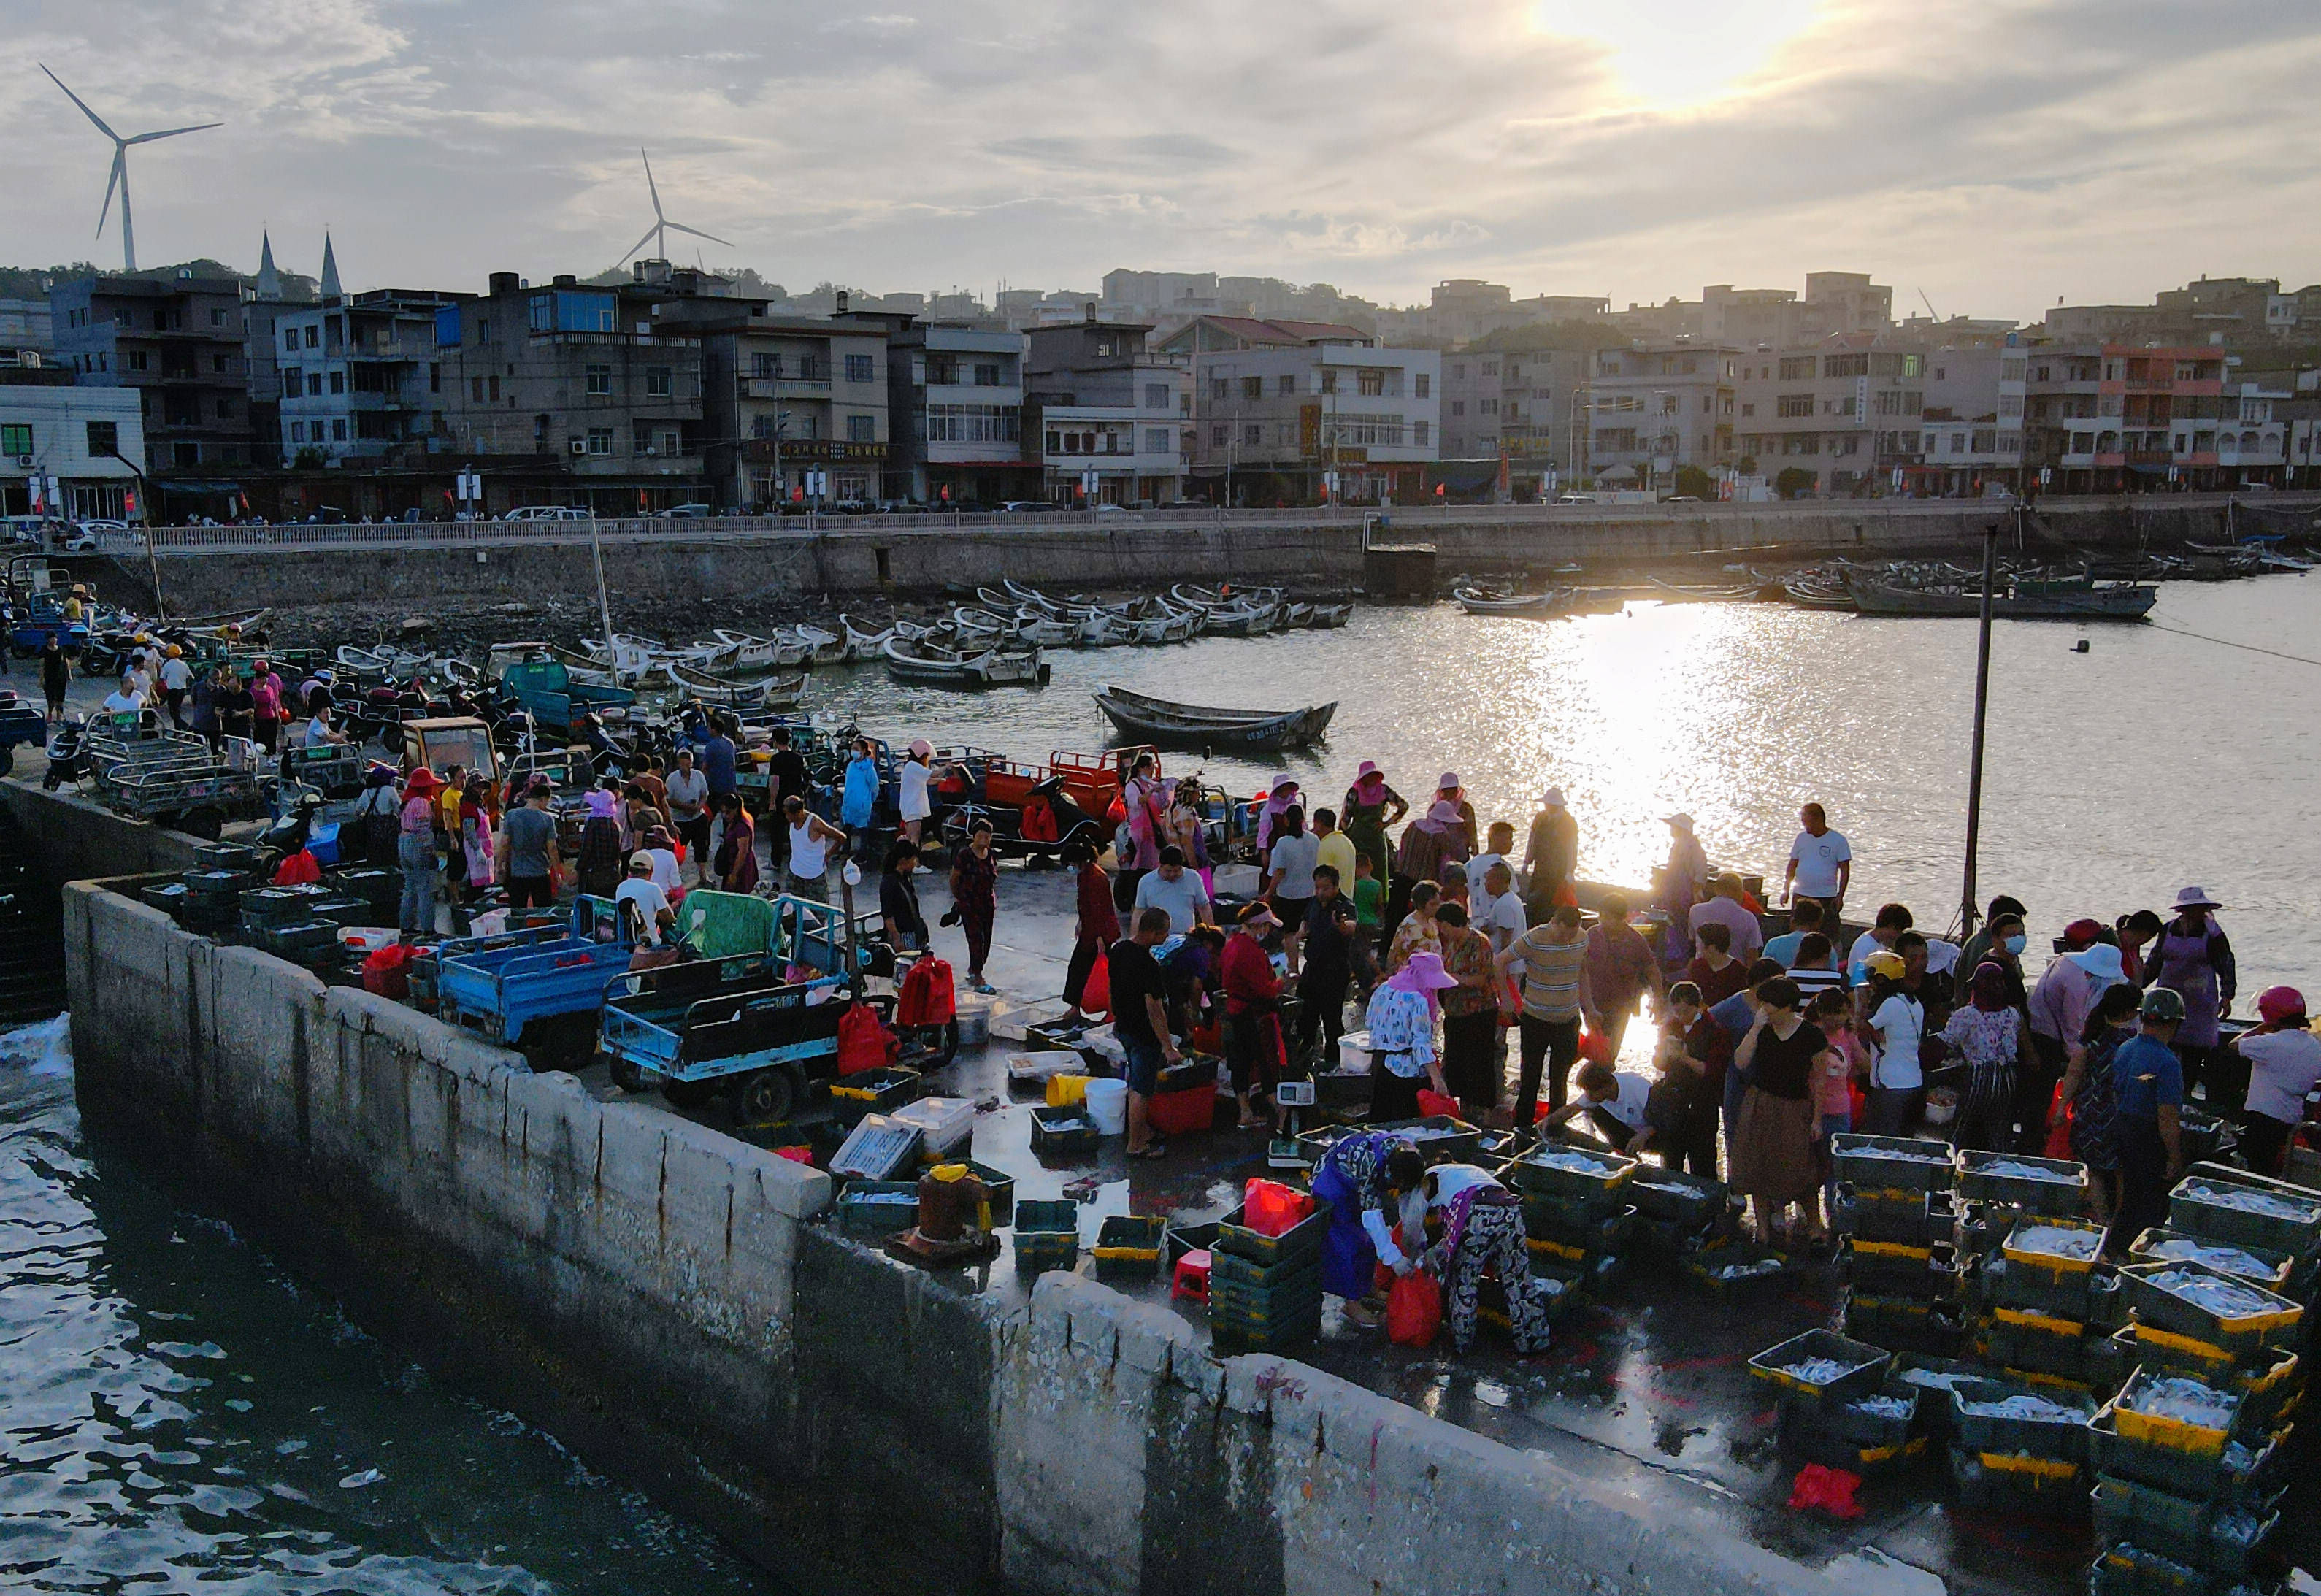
top-left (14, 455), bottom-right (31, 469)
top-left (570, 437), bottom-right (587, 456)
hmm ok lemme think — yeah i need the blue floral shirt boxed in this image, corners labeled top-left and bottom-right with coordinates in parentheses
top-left (1365, 986), bottom-right (1438, 1079)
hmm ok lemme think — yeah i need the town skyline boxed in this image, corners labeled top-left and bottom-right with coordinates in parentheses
top-left (12, 0), bottom-right (2321, 322)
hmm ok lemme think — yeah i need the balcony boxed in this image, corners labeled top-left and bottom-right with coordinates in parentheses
top-left (740, 375), bottom-right (831, 399)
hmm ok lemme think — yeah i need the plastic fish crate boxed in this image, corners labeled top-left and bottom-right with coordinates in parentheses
top-left (1947, 1377), bottom-right (2098, 1461)
top-left (2128, 1229), bottom-right (2298, 1297)
top-left (1369, 1113), bottom-right (1484, 1165)
top-left (1211, 1307), bottom-right (1321, 1355)
top-left (1683, 1243), bottom-right (1798, 1296)
top-left (1004, 1049), bottom-right (1082, 1086)
top-left (959, 1159), bottom-right (1016, 1226)
top-left (1830, 1134), bottom-right (1957, 1193)
top-left (1785, 1378), bottom-right (1922, 1449)
top-left (829, 1114), bottom-right (924, 1181)
top-left (1746, 1328), bottom-right (1891, 1409)
top-left (1890, 1357), bottom-right (1984, 1439)
top-left (1625, 1167), bottom-right (1726, 1228)
top-left (1503, 1141), bottom-right (1637, 1209)
top-left (826, 1065), bottom-right (924, 1126)
top-left (1844, 1238), bottom-right (1952, 1300)
top-left (194, 842), bottom-right (262, 873)
top-left (2087, 1540), bottom-right (2217, 1596)
top-left (1522, 1197), bottom-right (1635, 1254)
top-left (1628, 1211), bottom-right (1716, 1257)
top-left (1835, 1182), bottom-right (1944, 1245)
top-left (1029, 1105), bottom-right (1100, 1159)
top-left (1844, 1292), bottom-right (1965, 1359)
top-left (2166, 1177), bottom-right (2321, 1259)
top-left (1949, 1446), bottom-right (2087, 1516)
top-left (1978, 1306), bottom-right (2090, 1381)
top-left (2087, 1401), bottom-right (2284, 1503)
top-left (139, 881), bottom-right (191, 918)
top-left (1013, 1199), bottom-right (1081, 1277)
top-left (1165, 1219), bottom-right (1220, 1267)
top-left (2092, 1478), bottom-right (2283, 1583)
top-left (832, 1181), bottom-right (921, 1242)
top-left (2119, 1262), bottom-right (2303, 1359)
top-left (1209, 1248), bottom-right (1323, 1305)
top-left (239, 883), bottom-right (334, 925)
top-left (890, 1096), bottom-right (976, 1159)
top-left (1214, 1197), bottom-right (1332, 1270)
top-left (1956, 1150), bottom-right (2090, 1216)
top-left (1092, 1214), bottom-right (1167, 1283)
top-left (1783, 1422), bottom-right (1929, 1479)
top-left (2111, 1369), bottom-right (2241, 1460)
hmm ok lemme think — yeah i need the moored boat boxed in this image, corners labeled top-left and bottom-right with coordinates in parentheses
top-left (1453, 586), bottom-right (1569, 617)
top-left (1091, 686), bottom-right (1335, 749)
top-left (1844, 575), bottom-right (2157, 620)
top-left (666, 660), bottom-right (807, 709)
top-left (881, 636), bottom-right (1051, 688)
top-left (838, 615), bottom-right (894, 660)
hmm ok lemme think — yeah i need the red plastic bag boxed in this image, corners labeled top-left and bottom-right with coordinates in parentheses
top-left (360, 943), bottom-right (415, 999)
top-left (895, 956), bottom-right (956, 1027)
top-left (1386, 1270), bottom-right (1442, 1348)
top-left (1081, 948), bottom-right (1111, 1019)
top-left (1578, 1026), bottom-right (1616, 1067)
top-left (1787, 1463), bottom-right (1863, 1519)
top-left (1416, 1089), bottom-right (1462, 1120)
top-left (836, 1002), bottom-right (894, 1075)
top-left (2043, 1082), bottom-right (2076, 1160)
top-left (273, 848), bottom-right (321, 886)
top-left (1243, 1178), bottom-right (1313, 1237)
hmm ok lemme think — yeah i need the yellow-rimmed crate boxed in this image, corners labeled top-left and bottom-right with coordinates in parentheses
top-left (2118, 1261), bottom-right (2304, 1365)
top-left (2090, 1384), bottom-right (2289, 1504)
top-left (1978, 1304), bottom-right (2090, 1381)
top-left (1746, 1328), bottom-right (1890, 1413)
top-left (1949, 1446), bottom-right (2085, 1515)
top-left (1995, 1216), bottom-right (2108, 1319)
top-left (1843, 1237), bottom-right (1952, 1299)
top-left (1956, 1149), bottom-right (2088, 1217)
top-left (2128, 1227), bottom-right (2301, 1299)
top-left (2091, 1475), bottom-right (2286, 1583)
top-left (2166, 1173), bottom-right (2321, 1260)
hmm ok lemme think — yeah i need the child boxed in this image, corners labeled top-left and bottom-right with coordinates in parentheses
top-left (1349, 853), bottom-right (1385, 1000)
top-left (1811, 986), bottom-right (1863, 1239)
top-left (1541, 1059), bottom-right (1652, 1152)
top-left (1642, 1015), bottom-right (1703, 1169)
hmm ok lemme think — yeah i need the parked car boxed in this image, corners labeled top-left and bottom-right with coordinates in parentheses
top-left (500, 505), bottom-right (591, 521)
top-left (654, 504), bottom-right (714, 518)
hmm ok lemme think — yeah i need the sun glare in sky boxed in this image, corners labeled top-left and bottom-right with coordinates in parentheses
top-left (1533, 0), bottom-right (1825, 107)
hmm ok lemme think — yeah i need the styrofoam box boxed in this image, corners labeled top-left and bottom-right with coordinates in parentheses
top-left (890, 1095), bottom-right (975, 1155)
top-left (1336, 1031), bottom-right (1377, 1074)
top-left (1076, 1024), bottom-right (1127, 1068)
top-left (1006, 1050), bottom-right (1083, 1083)
top-left (1213, 864), bottom-right (1263, 898)
top-left (990, 997), bottom-right (1070, 1042)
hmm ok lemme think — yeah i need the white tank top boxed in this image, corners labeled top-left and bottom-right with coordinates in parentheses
top-left (788, 818), bottom-right (826, 878)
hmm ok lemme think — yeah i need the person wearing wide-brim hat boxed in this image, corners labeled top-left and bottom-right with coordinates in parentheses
top-left (1523, 785), bottom-right (1579, 924)
top-left (2141, 886), bottom-right (2239, 1112)
top-left (396, 767), bottom-right (445, 938)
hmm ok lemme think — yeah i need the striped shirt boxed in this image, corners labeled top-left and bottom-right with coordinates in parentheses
top-left (1511, 926), bottom-right (1589, 1022)
top-left (1788, 965), bottom-right (1846, 1003)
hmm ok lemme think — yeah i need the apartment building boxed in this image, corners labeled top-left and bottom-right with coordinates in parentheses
top-left (1730, 337), bottom-right (1926, 494)
top-left (270, 286), bottom-right (468, 465)
top-left (2022, 345), bottom-right (2228, 491)
top-left (0, 380), bottom-right (145, 521)
top-left (1441, 350), bottom-right (1576, 469)
top-left (1584, 344), bottom-right (1735, 487)
top-left (832, 316), bottom-right (1034, 504)
top-left (1024, 317), bottom-right (1188, 504)
top-left (48, 272), bottom-right (255, 475)
top-left (430, 270), bottom-right (708, 511)
top-left (1911, 345), bottom-right (2027, 494)
top-left (657, 294), bottom-right (890, 508)
top-left (1161, 315), bottom-right (1438, 502)
top-left (1703, 272), bottom-right (1893, 352)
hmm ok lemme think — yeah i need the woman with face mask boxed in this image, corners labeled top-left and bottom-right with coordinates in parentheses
top-left (2142, 887), bottom-right (2238, 1110)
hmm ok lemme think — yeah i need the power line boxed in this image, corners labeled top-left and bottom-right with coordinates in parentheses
top-left (2144, 613), bottom-right (2321, 670)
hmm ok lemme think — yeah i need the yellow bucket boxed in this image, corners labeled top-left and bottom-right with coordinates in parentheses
top-left (1046, 1074), bottom-right (1092, 1108)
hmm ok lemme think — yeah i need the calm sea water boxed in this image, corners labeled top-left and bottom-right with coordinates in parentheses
top-left (808, 571), bottom-right (2321, 993)
top-left (0, 1019), bottom-right (782, 1596)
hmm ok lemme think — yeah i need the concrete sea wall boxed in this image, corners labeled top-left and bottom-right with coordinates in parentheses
top-left (112, 492), bottom-right (2271, 614)
top-left (51, 805), bottom-right (1848, 1595)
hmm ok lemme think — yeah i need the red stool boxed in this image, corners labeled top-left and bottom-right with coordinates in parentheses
top-left (1172, 1248), bottom-right (1212, 1303)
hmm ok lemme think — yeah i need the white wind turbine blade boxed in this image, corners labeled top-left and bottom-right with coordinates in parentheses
top-left (618, 220), bottom-right (662, 266)
top-left (661, 219), bottom-right (732, 248)
top-left (40, 64), bottom-right (120, 140)
top-left (642, 147), bottom-right (665, 220)
top-left (128, 121), bottom-right (223, 145)
top-left (96, 148), bottom-right (125, 238)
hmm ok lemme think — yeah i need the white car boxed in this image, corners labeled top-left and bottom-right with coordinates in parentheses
top-left (500, 505), bottom-right (590, 521)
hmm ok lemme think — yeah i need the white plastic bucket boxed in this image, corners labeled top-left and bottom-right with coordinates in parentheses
top-left (1084, 1077), bottom-right (1129, 1135)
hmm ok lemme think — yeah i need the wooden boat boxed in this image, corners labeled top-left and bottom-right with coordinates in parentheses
top-left (713, 629), bottom-right (778, 672)
top-left (578, 635), bottom-right (660, 682)
top-left (838, 614), bottom-right (894, 660)
top-left (336, 643), bottom-right (436, 675)
top-left (1306, 602), bottom-right (1352, 629)
top-left (1844, 575), bottom-right (2157, 620)
top-left (1453, 586), bottom-right (1568, 617)
top-left (666, 660), bottom-right (806, 709)
top-left (1011, 610), bottom-right (1081, 647)
top-left (1782, 578), bottom-right (1857, 612)
top-left (542, 645), bottom-right (624, 689)
top-left (950, 607), bottom-right (1016, 644)
top-left (1092, 686), bottom-right (1335, 750)
top-left (171, 608), bottom-right (272, 639)
top-left (881, 635), bottom-right (1051, 688)
top-left (786, 624), bottom-right (848, 667)
top-left (1646, 577), bottom-right (1762, 602)
top-left (1076, 611), bottom-right (1136, 648)
top-left (441, 656), bottom-right (482, 688)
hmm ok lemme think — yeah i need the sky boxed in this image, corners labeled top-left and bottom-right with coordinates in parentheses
top-left (9, 0), bottom-right (2321, 321)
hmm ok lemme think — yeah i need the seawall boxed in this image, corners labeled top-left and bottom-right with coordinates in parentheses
top-left (44, 786), bottom-right (1851, 1595)
top-left (107, 492), bottom-right (2287, 615)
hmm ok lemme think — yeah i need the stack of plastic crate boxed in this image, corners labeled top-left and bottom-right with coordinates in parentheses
top-left (1503, 1140), bottom-right (1636, 1292)
top-left (1951, 1151), bottom-right (2094, 1387)
top-left (1830, 1134), bottom-right (1963, 1355)
top-left (1747, 1329), bottom-right (1926, 1478)
top-left (1208, 1197), bottom-right (1332, 1354)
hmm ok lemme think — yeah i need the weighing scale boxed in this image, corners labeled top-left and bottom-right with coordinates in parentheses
top-left (1268, 1078), bottom-right (1316, 1169)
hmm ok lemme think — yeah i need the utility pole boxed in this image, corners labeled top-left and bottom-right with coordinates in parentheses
top-left (586, 506), bottom-right (618, 665)
top-left (1957, 515), bottom-right (2005, 938)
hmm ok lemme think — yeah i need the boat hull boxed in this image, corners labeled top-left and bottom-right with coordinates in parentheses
top-left (1846, 578), bottom-right (2157, 620)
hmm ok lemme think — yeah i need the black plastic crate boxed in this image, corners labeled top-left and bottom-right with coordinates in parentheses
top-left (833, 1181), bottom-right (921, 1242)
top-left (826, 1065), bottom-right (924, 1127)
top-left (1215, 1196), bottom-right (1332, 1269)
top-left (1029, 1106), bottom-right (1100, 1158)
top-left (1370, 1113), bottom-right (1484, 1164)
top-left (1092, 1214), bottom-right (1166, 1284)
top-left (1626, 1167), bottom-right (1726, 1228)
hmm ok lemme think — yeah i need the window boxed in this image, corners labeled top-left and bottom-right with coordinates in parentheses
top-left (487, 375), bottom-right (499, 402)
top-left (0, 423), bottom-right (28, 455)
top-left (305, 326), bottom-right (319, 349)
top-left (753, 352), bottom-right (781, 379)
top-left (847, 413), bottom-right (875, 442)
top-left (212, 353), bottom-right (229, 373)
top-left (1478, 399), bottom-right (1497, 416)
top-left (210, 307), bottom-right (226, 326)
top-left (1741, 402), bottom-right (1756, 418)
top-left (1210, 377), bottom-right (1229, 401)
top-left (646, 367), bottom-right (672, 398)
top-left (751, 413), bottom-right (778, 440)
top-left (1823, 354), bottom-right (1868, 378)
top-left (289, 421), bottom-right (305, 443)
top-left (126, 350), bottom-right (150, 372)
top-left (1412, 421), bottom-right (1429, 446)
top-left (923, 404), bottom-right (1018, 444)
top-left (586, 429), bottom-right (613, 456)
top-left (633, 421), bottom-right (657, 453)
top-left (1320, 370), bottom-right (1338, 395)
top-left (585, 364), bottom-right (613, 396)
top-left (1275, 375), bottom-right (1297, 398)
top-left (331, 419), bottom-right (348, 442)
top-left (1414, 373), bottom-right (1430, 399)
top-left (1243, 424), bottom-right (1262, 445)
top-left (1211, 425), bottom-right (1228, 447)
top-left (794, 413), bottom-right (818, 440)
top-left (1776, 394), bottom-right (1816, 418)
top-left (1779, 356), bottom-right (1814, 380)
top-left (429, 362), bottom-right (440, 394)
top-left (974, 363), bottom-right (1000, 387)
top-left (1145, 428), bottom-right (1170, 453)
top-left (1241, 376), bottom-right (1262, 400)
top-left (1357, 369), bottom-right (1384, 396)
top-left (848, 353), bottom-right (877, 384)
top-left (217, 398), bottom-right (234, 420)
top-left (1143, 382), bottom-right (1172, 408)
top-left (1451, 401), bottom-right (1465, 417)
top-left (329, 370), bottom-right (346, 394)
top-left (471, 376), bottom-right (485, 402)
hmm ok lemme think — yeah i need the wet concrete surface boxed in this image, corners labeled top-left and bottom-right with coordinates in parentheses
top-left (550, 860), bottom-right (2147, 1596)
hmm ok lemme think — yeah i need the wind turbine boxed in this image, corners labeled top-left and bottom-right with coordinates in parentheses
top-left (619, 148), bottom-right (731, 266)
top-left (41, 64), bottom-right (221, 275)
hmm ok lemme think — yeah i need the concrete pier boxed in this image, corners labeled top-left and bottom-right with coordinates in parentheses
top-left (33, 780), bottom-right (1861, 1596)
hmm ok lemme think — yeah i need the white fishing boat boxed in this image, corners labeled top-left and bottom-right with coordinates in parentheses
top-left (1011, 610), bottom-right (1081, 647)
top-left (442, 656), bottom-right (482, 688)
top-left (666, 660), bottom-right (807, 709)
top-left (951, 606), bottom-right (1016, 644)
top-left (1077, 610), bottom-right (1136, 647)
top-left (713, 629), bottom-right (778, 672)
top-left (578, 635), bottom-right (661, 682)
top-left (881, 635), bottom-right (1051, 688)
top-left (838, 615), bottom-right (894, 660)
top-left (1306, 602), bottom-right (1352, 628)
top-left (787, 624), bottom-right (848, 667)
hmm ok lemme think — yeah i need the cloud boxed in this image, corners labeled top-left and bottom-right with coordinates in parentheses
top-left (6, 0), bottom-right (2321, 321)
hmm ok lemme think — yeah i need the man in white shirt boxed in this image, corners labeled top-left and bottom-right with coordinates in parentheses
top-left (1540, 1060), bottom-right (1654, 1152)
top-left (100, 680), bottom-right (146, 717)
top-left (615, 856), bottom-right (674, 943)
top-left (898, 739), bottom-right (936, 843)
top-left (1468, 860), bottom-right (1529, 954)
top-left (638, 826), bottom-right (683, 895)
top-left (1133, 847), bottom-right (1211, 929)
top-left (158, 649), bottom-right (193, 728)
top-left (1468, 821), bottom-right (1517, 900)
top-left (663, 750), bottom-right (711, 885)
top-left (1784, 802), bottom-right (1851, 926)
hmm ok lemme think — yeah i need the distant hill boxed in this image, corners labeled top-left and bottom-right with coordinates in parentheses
top-left (0, 258), bottom-right (319, 301)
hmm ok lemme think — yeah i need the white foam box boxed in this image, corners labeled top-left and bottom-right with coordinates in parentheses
top-left (989, 997), bottom-right (1070, 1042)
top-left (890, 1095), bottom-right (975, 1156)
top-left (1213, 864), bottom-right (1263, 898)
top-left (1075, 1024), bottom-right (1127, 1070)
top-left (1336, 1030), bottom-right (1377, 1075)
top-left (1005, 1050), bottom-right (1083, 1084)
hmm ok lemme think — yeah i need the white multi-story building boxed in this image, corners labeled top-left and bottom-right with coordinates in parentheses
top-left (1025, 318), bottom-right (1188, 504)
top-left (1583, 344), bottom-right (1736, 488)
top-left (0, 383), bottom-right (147, 521)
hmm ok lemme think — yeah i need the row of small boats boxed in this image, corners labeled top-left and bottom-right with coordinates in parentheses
top-left (912, 580), bottom-right (1351, 652)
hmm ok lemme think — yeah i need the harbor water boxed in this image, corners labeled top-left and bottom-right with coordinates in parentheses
top-left (0, 1018), bottom-right (783, 1596)
top-left (812, 572), bottom-right (2321, 990)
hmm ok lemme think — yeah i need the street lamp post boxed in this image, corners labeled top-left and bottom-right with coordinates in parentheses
top-left (103, 448), bottom-right (165, 621)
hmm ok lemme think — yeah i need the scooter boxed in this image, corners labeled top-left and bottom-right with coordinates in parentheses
top-left (41, 716), bottom-right (87, 791)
